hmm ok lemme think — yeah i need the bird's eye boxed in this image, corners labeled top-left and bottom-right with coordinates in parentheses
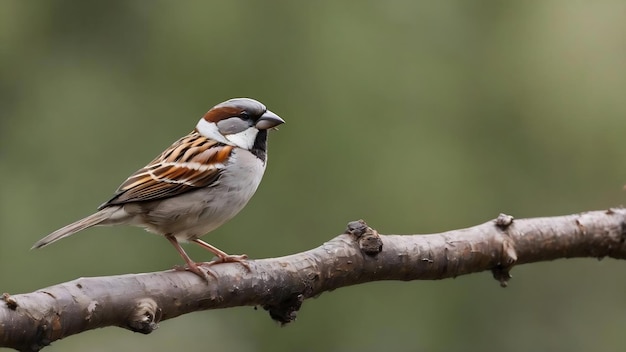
top-left (239, 111), bottom-right (250, 119)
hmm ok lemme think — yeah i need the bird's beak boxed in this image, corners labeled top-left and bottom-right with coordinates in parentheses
top-left (255, 110), bottom-right (285, 130)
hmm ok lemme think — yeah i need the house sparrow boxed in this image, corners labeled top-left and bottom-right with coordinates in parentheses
top-left (33, 98), bottom-right (285, 280)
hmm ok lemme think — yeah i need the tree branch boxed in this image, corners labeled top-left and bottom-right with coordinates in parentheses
top-left (2, 208), bottom-right (626, 351)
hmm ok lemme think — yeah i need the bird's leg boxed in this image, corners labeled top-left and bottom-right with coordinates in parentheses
top-left (165, 235), bottom-right (216, 280)
top-left (191, 238), bottom-right (251, 272)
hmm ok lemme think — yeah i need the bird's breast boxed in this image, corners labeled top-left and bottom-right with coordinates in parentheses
top-left (134, 148), bottom-right (267, 240)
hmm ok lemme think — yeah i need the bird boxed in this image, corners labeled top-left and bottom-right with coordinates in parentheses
top-left (32, 97), bottom-right (285, 280)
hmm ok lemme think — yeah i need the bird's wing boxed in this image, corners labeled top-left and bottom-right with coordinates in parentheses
top-left (99, 131), bottom-right (233, 208)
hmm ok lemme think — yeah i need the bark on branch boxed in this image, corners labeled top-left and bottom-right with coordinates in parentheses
top-left (2, 208), bottom-right (626, 351)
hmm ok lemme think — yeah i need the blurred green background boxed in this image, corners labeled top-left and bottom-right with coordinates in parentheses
top-left (1, 1), bottom-right (626, 351)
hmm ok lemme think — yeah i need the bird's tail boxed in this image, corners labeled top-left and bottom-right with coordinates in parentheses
top-left (32, 210), bottom-right (112, 249)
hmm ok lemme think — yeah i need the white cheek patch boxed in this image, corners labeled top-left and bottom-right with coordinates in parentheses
top-left (196, 118), bottom-right (231, 145)
top-left (225, 127), bottom-right (258, 150)
top-left (197, 118), bottom-right (259, 150)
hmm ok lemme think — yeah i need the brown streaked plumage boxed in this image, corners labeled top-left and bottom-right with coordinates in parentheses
top-left (100, 132), bottom-right (234, 207)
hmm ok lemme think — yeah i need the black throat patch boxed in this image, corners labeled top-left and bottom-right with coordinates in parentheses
top-left (251, 129), bottom-right (268, 162)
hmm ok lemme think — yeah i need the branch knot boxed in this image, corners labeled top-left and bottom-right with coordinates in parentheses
top-left (345, 220), bottom-right (383, 256)
top-left (126, 298), bottom-right (161, 334)
top-left (492, 213), bottom-right (518, 287)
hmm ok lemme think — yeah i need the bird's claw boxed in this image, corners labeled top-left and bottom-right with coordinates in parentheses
top-left (200, 254), bottom-right (251, 272)
top-left (173, 263), bottom-right (217, 281)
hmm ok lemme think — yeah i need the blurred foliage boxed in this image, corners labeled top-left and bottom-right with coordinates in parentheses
top-left (1, 1), bottom-right (626, 351)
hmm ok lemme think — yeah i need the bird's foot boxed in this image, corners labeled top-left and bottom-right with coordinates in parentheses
top-left (173, 262), bottom-right (217, 281)
top-left (201, 254), bottom-right (251, 272)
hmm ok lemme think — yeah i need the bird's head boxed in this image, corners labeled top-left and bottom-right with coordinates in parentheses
top-left (196, 98), bottom-right (285, 150)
